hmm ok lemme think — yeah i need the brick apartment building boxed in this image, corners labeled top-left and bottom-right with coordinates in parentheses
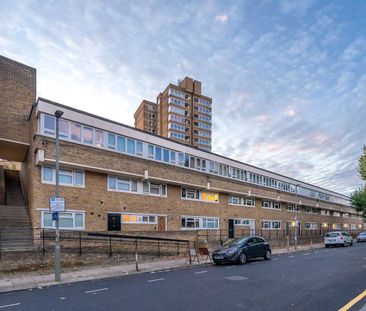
top-left (134, 77), bottom-right (212, 151)
top-left (0, 55), bottom-right (364, 243)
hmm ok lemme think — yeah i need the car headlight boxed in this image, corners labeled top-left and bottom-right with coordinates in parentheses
top-left (227, 247), bottom-right (238, 255)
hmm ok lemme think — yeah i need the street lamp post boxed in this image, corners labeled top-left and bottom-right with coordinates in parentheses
top-left (54, 110), bottom-right (63, 281)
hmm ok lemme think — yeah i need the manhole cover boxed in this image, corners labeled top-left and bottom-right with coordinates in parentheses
top-left (225, 276), bottom-right (248, 281)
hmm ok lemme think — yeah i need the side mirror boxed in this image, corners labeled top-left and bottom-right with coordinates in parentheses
top-left (247, 242), bottom-right (253, 246)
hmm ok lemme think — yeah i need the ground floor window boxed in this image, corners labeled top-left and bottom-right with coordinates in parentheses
top-left (305, 222), bottom-right (318, 230)
top-left (41, 211), bottom-right (85, 230)
top-left (181, 216), bottom-right (219, 230)
top-left (121, 213), bottom-right (157, 224)
top-left (261, 220), bottom-right (281, 229)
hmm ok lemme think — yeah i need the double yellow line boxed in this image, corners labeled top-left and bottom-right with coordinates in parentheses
top-left (339, 289), bottom-right (366, 311)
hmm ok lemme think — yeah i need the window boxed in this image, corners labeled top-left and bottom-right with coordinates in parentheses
top-left (42, 211), bottom-right (85, 229)
top-left (71, 123), bottom-right (81, 142)
top-left (143, 182), bottom-right (167, 196)
top-left (181, 216), bottom-right (219, 230)
top-left (181, 188), bottom-right (200, 200)
top-left (136, 142), bottom-right (143, 156)
top-left (305, 208), bottom-right (317, 214)
top-left (148, 144), bottom-right (154, 159)
top-left (261, 220), bottom-right (281, 229)
top-left (83, 126), bottom-right (93, 144)
top-left (117, 136), bottom-right (125, 152)
top-left (234, 219), bottom-right (252, 226)
top-left (59, 119), bottom-right (69, 139)
top-left (163, 149), bottom-right (169, 163)
top-left (127, 139), bottom-right (135, 154)
top-left (229, 195), bottom-right (255, 207)
top-left (122, 213), bottom-right (157, 224)
top-left (155, 147), bottom-right (162, 161)
top-left (108, 177), bottom-right (138, 193)
top-left (108, 133), bottom-right (116, 149)
top-left (305, 222), bottom-right (318, 230)
top-left (42, 166), bottom-right (54, 183)
top-left (43, 115), bottom-right (55, 135)
top-left (95, 130), bottom-right (103, 147)
top-left (201, 191), bottom-right (219, 202)
top-left (287, 204), bottom-right (300, 212)
top-left (41, 166), bottom-right (84, 187)
top-left (262, 201), bottom-right (281, 210)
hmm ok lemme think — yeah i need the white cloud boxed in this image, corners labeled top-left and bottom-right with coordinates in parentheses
top-left (215, 14), bottom-right (229, 23)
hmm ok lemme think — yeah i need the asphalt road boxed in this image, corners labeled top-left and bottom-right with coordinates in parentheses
top-left (1, 243), bottom-right (366, 311)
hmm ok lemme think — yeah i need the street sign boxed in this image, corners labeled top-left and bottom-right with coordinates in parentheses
top-left (52, 212), bottom-right (59, 221)
top-left (49, 197), bottom-right (66, 212)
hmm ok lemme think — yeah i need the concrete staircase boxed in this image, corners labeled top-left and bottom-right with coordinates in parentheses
top-left (0, 170), bottom-right (34, 250)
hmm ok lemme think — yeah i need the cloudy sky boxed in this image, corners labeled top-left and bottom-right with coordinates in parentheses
top-left (1, 0), bottom-right (365, 195)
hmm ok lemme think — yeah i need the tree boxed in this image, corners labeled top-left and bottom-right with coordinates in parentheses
top-left (350, 146), bottom-right (366, 220)
top-left (350, 188), bottom-right (366, 221)
top-left (359, 145), bottom-right (366, 181)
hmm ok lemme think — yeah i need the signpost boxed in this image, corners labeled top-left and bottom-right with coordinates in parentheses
top-left (49, 197), bottom-right (66, 212)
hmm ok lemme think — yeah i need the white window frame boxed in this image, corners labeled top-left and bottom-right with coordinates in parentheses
top-left (41, 210), bottom-right (85, 230)
top-left (41, 166), bottom-right (85, 188)
top-left (121, 213), bottom-right (158, 224)
top-left (261, 220), bottom-right (281, 230)
top-left (108, 176), bottom-right (138, 193)
top-left (181, 215), bottom-right (219, 230)
top-left (305, 222), bottom-right (318, 230)
top-left (262, 201), bottom-right (281, 210)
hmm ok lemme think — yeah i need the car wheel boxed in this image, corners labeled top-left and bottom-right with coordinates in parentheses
top-left (325, 245), bottom-right (329, 248)
top-left (343, 242), bottom-right (346, 247)
top-left (238, 252), bottom-right (247, 264)
top-left (350, 241), bottom-right (353, 246)
top-left (214, 261), bottom-right (221, 265)
top-left (264, 250), bottom-right (271, 260)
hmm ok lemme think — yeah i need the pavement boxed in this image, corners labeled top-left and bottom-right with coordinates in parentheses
top-left (0, 243), bottom-right (323, 293)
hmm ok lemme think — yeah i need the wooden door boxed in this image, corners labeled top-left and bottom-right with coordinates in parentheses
top-left (158, 216), bottom-right (166, 231)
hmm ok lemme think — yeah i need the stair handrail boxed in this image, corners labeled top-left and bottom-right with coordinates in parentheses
top-left (19, 170), bottom-right (29, 212)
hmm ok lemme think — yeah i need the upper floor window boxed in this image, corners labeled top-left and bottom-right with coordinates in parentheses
top-left (143, 182), bottom-right (167, 196)
top-left (262, 201), bottom-right (281, 210)
top-left (108, 177), bottom-right (137, 192)
top-left (305, 222), bottom-right (318, 230)
top-left (229, 195), bottom-right (255, 207)
top-left (286, 204), bottom-right (300, 212)
top-left (305, 207), bottom-right (317, 214)
top-left (41, 166), bottom-right (84, 187)
top-left (181, 188), bottom-right (218, 202)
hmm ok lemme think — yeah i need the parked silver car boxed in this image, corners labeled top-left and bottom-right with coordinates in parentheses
top-left (324, 231), bottom-right (353, 247)
top-left (357, 231), bottom-right (366, 242)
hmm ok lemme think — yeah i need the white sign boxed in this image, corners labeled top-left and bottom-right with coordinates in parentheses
top-left (49, 197), bottom-right (66, 212)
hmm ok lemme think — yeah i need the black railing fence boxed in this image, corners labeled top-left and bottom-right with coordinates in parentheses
top-left (0, 228), bottom-right (364, 261)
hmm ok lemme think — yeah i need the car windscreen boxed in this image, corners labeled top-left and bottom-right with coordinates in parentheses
top-left (223, 237), bottom-right (248, 247)
top-left (325, 233), bottom-right (340, 237)
top-left (360, 232), bottom-right (366, 236)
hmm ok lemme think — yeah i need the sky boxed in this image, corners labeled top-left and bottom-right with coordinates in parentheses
top-left (0, 0), bottom-right (365, 195)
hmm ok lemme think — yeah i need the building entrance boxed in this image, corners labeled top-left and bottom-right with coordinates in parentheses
top-left (108, 213), bottom-right (121, 231)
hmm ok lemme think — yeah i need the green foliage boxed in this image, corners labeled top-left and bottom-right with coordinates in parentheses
top-left (350, 188), bottom-right (366, 220)
top-left (359, 145), bottom-right (366, 181)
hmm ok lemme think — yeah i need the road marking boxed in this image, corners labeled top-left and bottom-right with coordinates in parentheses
top-left (289, 256), bottom-right (295, 258)
top-left (339, 289), bottom-right (366, 311)
top-left (225, 266), bottom-right (237, 269)
top-left (0, 303), bottom-right (21, 309)
top-left (60, 297), bottom-right (66, 300)
top-left (225, 276), bottom-right (248, 281)
top-left (303, 253), bottom-right (310, 256)
top-left (314, 251), bottom-right (319, 254)
top-left (147, 278), bottom-right (165, 283)
top-left (273, 258), bottom-right (279, 261)
top-left (85, 288), bottom-right (108, 294)
top-left (195, 270), bottom-right (207, 274)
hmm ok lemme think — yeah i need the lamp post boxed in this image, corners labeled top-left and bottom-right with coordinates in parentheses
top-left (54, 110), bottom-right (63, 281)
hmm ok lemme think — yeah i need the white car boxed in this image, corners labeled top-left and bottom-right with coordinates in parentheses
top-left (324, 231), bottom-right (353, 248)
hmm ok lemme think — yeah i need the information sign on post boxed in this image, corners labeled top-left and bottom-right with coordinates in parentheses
top-left (49, 197), bottom-right (66, 212)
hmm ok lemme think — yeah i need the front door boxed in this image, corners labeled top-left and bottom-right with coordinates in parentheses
top-left (108, 213), bottom-right (121, 231)
top-left (228, 219), bottom-right (234, 238)
top-left (157, 216), bottom-right (166, 232)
